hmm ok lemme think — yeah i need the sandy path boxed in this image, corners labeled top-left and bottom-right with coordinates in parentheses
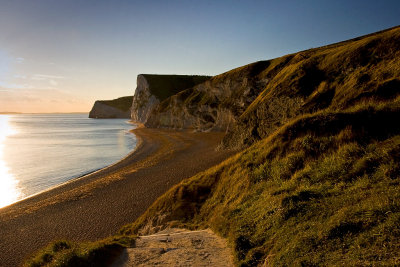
top-left (0, 127), bottom-right (235, 267)
top-left (111, 228), bottom-right (234, 267)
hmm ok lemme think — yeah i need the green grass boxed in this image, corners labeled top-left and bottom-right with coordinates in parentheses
top-left (139, 26), bottom-right (400, 148)
top-left (99, 96), bottom-right (133, 112)
top-left (121, 99), bottom-right (400, 266)
top-left (28, 26), bottom-right (400, 266)
top-left (222, 26), bottom-right (400, 148)
top-left (142, 74), bottom-right (211, 101)
top-left (25, 235), bottom-right (135, 267)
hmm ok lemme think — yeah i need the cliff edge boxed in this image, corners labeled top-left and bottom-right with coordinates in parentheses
top-left (89, 96), bottom-right (132, 118)
top-left (122, 26), bottom-right (400, 266)
top-left (27, 26), bottom-right (400, 267)
top-left (131, 74), bottom-right (210, 123)
top-left (141, 26), bottom-right (400, 149)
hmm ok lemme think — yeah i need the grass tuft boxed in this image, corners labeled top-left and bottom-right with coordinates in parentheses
top-left (24, 235), bottom-right (135, 267)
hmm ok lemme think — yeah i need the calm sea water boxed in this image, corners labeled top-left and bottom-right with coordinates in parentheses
top-left (0, 114), bottom-right (136, 208)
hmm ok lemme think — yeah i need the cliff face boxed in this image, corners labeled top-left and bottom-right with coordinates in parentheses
top-left (131, 75), bottom-right (160, 123)
top-left (89, 96), bottom-right (132, 118)
top-left (145, 62), bottom-right (271, 131)
top-left (29, 26), bottom-right (400, 267)
top-left (122, 27), bottom-right (400, 267)
top-left (131, 74), bottom-right (211, 123)
top-left (143, 26), bottom-right (400, 148)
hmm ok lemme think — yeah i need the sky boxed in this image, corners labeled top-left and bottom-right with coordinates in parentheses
top-left (0, 0), bottom-right (399, 113)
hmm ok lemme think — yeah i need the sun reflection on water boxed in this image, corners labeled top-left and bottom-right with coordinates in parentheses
top-left (0, 115), bottom-right (24, 208)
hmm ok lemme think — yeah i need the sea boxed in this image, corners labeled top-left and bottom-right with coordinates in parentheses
top-left (0, 113), bottom-right (137, 208)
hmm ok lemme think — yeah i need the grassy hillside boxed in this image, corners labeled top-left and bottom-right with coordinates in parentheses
top-left (143, 74), bottom-right (211, 101)
top-left (27, 26), bottom-right (400, 266)
top-left (123, 26), bottom-right (400, 266)
top-left (223, 26), bottom-right (400, 148)
top-left (99, 96), bottom-right (133, 112)
top-left (146, 26), bottom-right (400, 143)
top-left (122, 99), bottom-right (400, 266)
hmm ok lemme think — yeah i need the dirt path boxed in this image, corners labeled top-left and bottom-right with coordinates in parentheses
top-left (112, 228), bottom-right (234, 267)
top-left (0, 128), bottom-right (235, 267)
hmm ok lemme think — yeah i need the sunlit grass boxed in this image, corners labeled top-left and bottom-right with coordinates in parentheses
top-left (121, 101), bottom-right (400, 266)
top-left (24, 235), bottom-right (136, 267)
top-left (27, 26), bottom-right (400, 266)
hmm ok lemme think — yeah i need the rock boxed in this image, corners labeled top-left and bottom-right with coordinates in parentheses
top-left (131, 75), bottom-right (160, 123)
top-left (138, 27), bottom-right (400, 149)
top-left (130, 74), bottom-right (211, 124)
top-left (144, 61), bottom-right (270, 133)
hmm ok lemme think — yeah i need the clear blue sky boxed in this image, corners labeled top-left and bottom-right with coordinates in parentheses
top-left (0, 0), bottom-right (399, 112)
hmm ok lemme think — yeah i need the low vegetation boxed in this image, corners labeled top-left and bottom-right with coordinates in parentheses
top-left (142, 74), bottom-right (211, 101)
top-left (223, 26), bottom-right (400, 148)
top-left (121, 99), bottom-right (400, 266)
top-left (25, 235), bottom-right (135, 267)
top-left (99, 96), bottom-right (133, 112)
top-left (27, 26), bottom-right (400, 266)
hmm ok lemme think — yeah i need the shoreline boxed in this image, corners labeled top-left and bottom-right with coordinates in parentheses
top-left (5, 123), bottom-right (141, 209)
top-left (1, 124), bottom-right (147, 216)
top-left (0, 126), bottom-right (235, 266)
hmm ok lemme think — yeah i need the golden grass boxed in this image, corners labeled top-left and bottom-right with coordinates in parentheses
top-left (25, 236), bottom-right (135, 267)
top-left (28, 26), bottom-right (400, 266)
top-left (122, 99), bottom-right (400, 266)
top-left (222, 26), bottom-right (400, 148)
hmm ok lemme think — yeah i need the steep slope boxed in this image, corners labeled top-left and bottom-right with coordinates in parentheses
top-left (122, 99), bottom-right (400, 266)
top-left (131, 74), bottom-right (210, 123)
top-left (144, 62), bottom-right (271, 131)
top-left (27, 26), bottom-right (400, 266)
top-left (224, 26), bottom-right (400, 148)
top-left (89, 96), bottom-right (132, 118)
top-left (145, 26), bottom-right (400, 149)
top-left (119, 26), bottom-right (400, 266)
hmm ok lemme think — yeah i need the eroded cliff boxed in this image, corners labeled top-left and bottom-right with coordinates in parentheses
top-left (130, 74), bottom-right (210, 123)
top-left (122, 26), bottom-right (400, 267)
top-left (141, 26), bottom-right (400, 149)
top-left (28, 26), bottom-right (400, 267)
top-left (145, 62), bottom-right (271, 132)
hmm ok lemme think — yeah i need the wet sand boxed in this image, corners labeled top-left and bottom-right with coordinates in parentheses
top-left (0, 127), bottom-right (235, 267)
